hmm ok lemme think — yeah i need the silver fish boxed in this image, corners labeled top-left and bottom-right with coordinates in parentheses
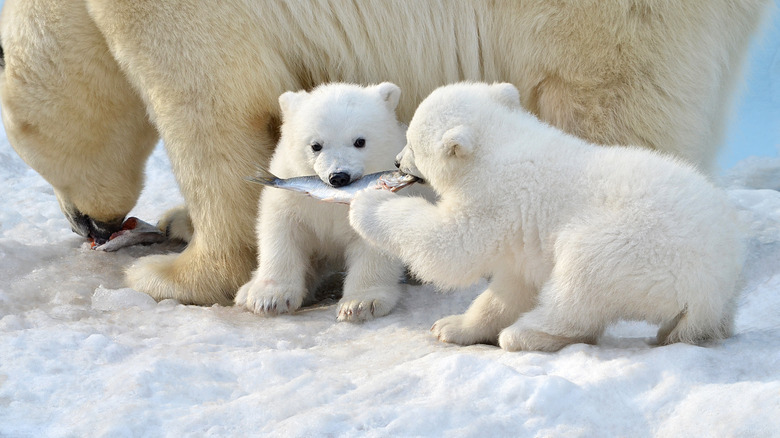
top-left (247, 167), bottom-right (419, 204)
top-left (91, 217), bottom-right (166, 252)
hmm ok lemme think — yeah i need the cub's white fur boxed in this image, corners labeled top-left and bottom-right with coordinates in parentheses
top-left (350, 83), bottom-right (745, 351)
top-left (235, 83), bottom-right (406, 321)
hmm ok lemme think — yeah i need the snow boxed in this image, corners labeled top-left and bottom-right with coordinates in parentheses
top-left (2, 9), bottom-right (780, 438)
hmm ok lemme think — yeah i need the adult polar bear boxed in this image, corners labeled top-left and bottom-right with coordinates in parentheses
top-left (0, 0), bottom-right (770, 306)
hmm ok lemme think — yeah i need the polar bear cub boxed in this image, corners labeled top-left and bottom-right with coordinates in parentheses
top-left (235, 82), bottom-right (407, 321)
top-left (350, 82), bottom-right (745, 351)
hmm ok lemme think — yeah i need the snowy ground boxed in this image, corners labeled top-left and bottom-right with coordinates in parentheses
top-left (2, 11), bottom-right (780, 438)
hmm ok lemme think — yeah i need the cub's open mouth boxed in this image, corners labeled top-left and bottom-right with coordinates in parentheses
top-left (402, 173), bottom-right (424, 184)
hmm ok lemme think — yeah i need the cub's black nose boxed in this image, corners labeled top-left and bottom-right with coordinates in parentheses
top-left (394, 159), bottom-right (400, 168)
top-left (329, 172), bottom-right (351, 187)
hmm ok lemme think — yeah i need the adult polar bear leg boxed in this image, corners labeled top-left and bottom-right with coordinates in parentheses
top-left (86, 0), bottom-right (283, 304)
top-left (0, 0), bottom-right (158, 239)
top-left (432, 272), bottom-right (537, 346)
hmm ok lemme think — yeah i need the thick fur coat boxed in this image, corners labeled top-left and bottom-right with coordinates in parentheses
top-left (0, 0), bottom-right (768, 304)
top-left (235, 83), bottom-right (407, 321)
top-left (350, 83), bottom-right (745, 351)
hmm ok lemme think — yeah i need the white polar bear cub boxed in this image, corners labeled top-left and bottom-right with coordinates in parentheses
top-left (350, 82), bottom-right (745, 351)
top-left (235, 82), bottom-right (407, 321)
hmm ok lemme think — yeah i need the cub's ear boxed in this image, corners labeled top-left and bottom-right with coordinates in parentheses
top-left (440, 125), bottom-right (474, 158)
top-left (490, 82), bottom-right (521, 109)
top-left (278, 90), bottom-right (308, 118)
top-left (374, 82), bottom-right (402, 111)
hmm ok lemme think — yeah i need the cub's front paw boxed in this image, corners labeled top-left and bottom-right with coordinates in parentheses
top-left (431, 314), bottom-right (495, 346)
top-left (337, 287), bottom-right (399, 323)
top-left (352, 185), bottom-right (397, 208)
top-left (235, 277), bottom-right (304, 316)
top-left (348, 189), bottom-right (396, 238)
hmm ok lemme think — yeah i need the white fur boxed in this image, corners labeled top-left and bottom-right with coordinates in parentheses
top-left (350, 83), bottom-right (746, 351)
top-left (235, 83), bottom-right (407, 321)
top-left (0, 0), bottom-right (768, 304)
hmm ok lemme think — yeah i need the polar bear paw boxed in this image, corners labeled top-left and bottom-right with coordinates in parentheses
top-left (235, 277), bottom-right (305, 316)
top-left (337, 287), bottom-right (399, 322)
top-left (157, 205), bottom-right (194, 243)
top-left (126, 252), bottom-right (236, 305)
top-left (348, 189), bottom-right (396, 241)
top-left (498, 326), bottom-right (594, 352)
top-left (431, 314), bottom-right (494, 346)
top-left (336, 299), bottom-right (386, 322)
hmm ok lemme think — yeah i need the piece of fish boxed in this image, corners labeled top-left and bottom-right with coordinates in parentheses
top-left (246, 167), bottom-right (419, 204)
top-left (90, 217), bottom-right (166, 252)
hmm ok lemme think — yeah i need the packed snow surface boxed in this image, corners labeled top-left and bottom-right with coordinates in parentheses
top-left (2, 141), bottom-right (780, 438)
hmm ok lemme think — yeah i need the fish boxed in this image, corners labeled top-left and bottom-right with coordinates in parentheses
top-left (246, 166), bottom-right (419, 204)
top-left (90, 217), bottom-right (166, 252)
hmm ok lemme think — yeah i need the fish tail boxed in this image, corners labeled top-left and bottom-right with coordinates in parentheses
top-left (245, 165), bottom-right (279, 186)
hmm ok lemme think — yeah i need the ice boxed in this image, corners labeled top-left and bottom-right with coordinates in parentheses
top-left (92, 286), bottom-right (158, 311)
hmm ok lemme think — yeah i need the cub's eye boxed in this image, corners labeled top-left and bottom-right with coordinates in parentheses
top-left (311, 142), bottom-right (323, 152)
top-left (353, 138), bottom-right (365, 148)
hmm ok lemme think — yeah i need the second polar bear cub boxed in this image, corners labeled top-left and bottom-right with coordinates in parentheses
top-left (350, 82), bottom-right (745, 351)
top-left (236, 82), bottom-right (407, 321)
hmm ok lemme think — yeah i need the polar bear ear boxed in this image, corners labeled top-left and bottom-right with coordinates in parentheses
top-left (490, 82), bottom-right (521, 109)
top-left (440, 125), bottom-right (474, 158)
top-left (374, 82), bottom-right (402, 111)
top-left (278, 90), bottom-right (308, 118)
